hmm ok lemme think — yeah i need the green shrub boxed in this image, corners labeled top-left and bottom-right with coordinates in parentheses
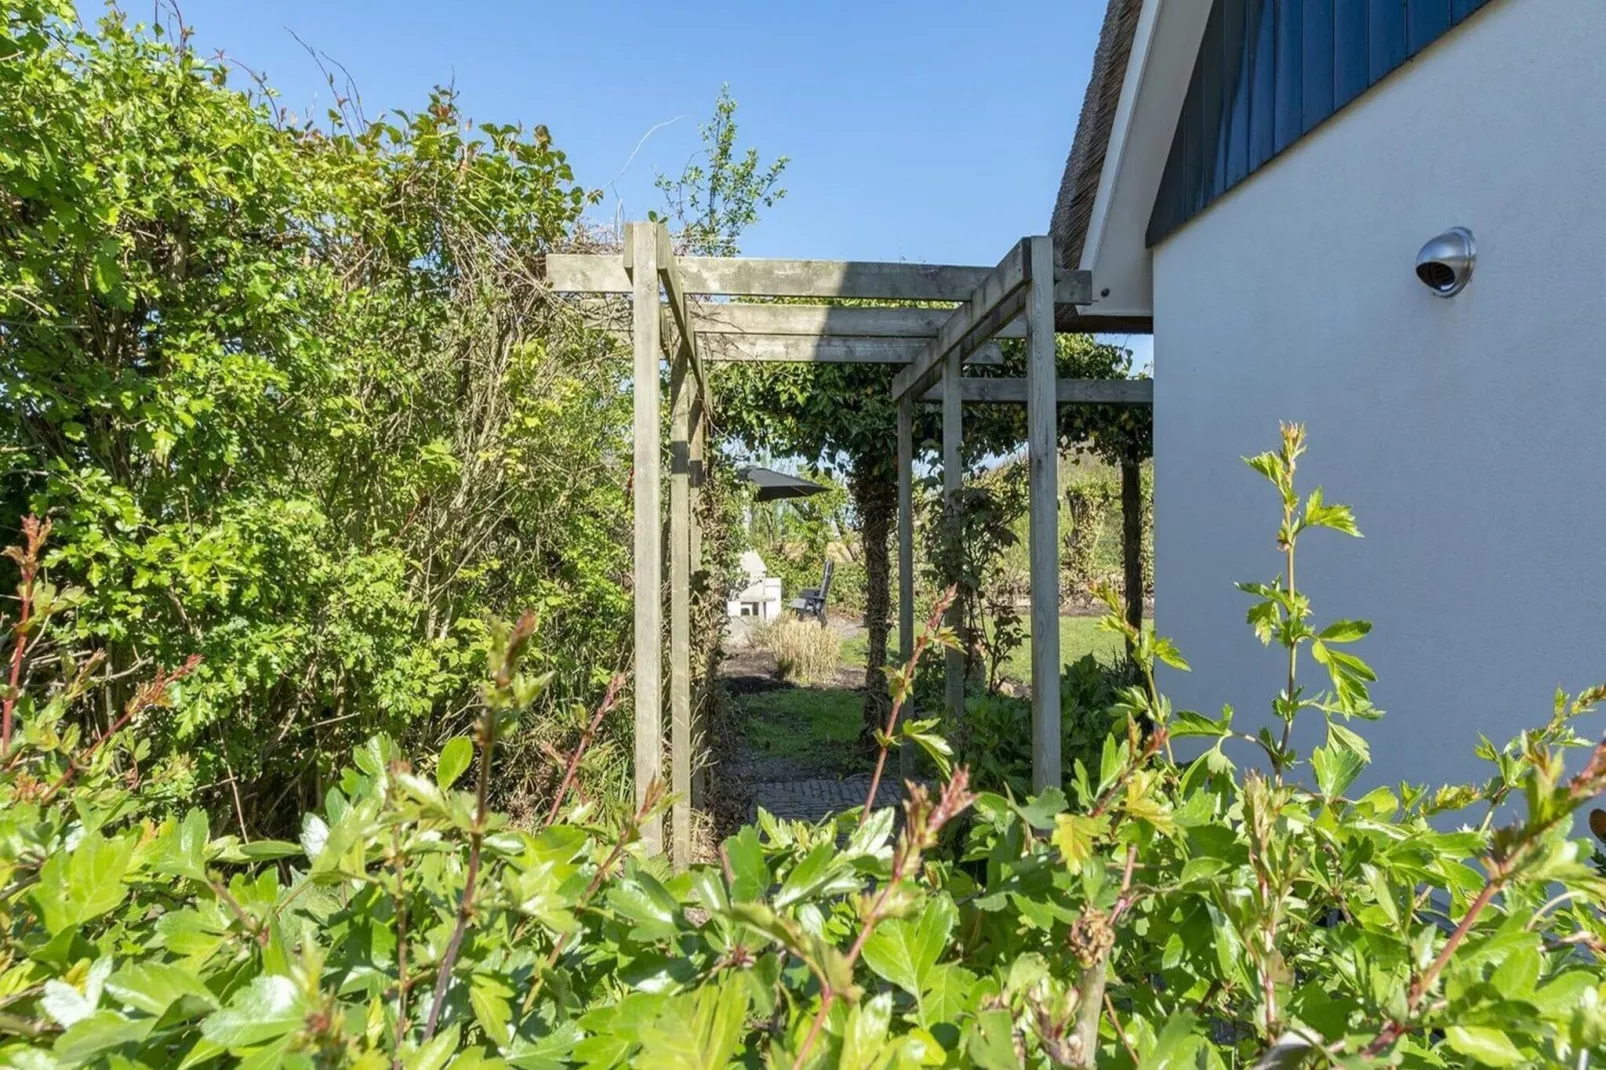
top-left (959, 654), bottom-right (1136, 797)
top-left (0, 2), bottom-right (631, 832)
top-left (756, 617), bottom-right (843, 685)
top-left (5, 438), bottom-right (1605, 1066)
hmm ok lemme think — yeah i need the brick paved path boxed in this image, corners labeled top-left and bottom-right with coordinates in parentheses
top-left (750, 775), bottom-right (907, 824)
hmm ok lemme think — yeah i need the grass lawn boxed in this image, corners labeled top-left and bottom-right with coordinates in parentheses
top-left (998, 614), bottom-right (1135, 681)
top-left (743, 614), bottom-right (1146, 775)
top-left (842, 613), bottom-right (1139, 681)
top-left (736, 686), bottom-right (866, 776)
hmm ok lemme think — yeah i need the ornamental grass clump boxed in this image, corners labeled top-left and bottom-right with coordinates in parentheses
top-left (758, 617), bottom-right (844, 685)
top-left (3, 426), bottom-right (1605, 1067)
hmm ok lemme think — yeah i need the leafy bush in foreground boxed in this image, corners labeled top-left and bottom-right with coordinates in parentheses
top-left (4, 427), bottom-right (1606, 1068)
top-left (0, 0), bottom-right (631, 833)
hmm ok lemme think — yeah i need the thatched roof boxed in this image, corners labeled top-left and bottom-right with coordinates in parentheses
top-left (1051, 0), bottom-right (1144, 328)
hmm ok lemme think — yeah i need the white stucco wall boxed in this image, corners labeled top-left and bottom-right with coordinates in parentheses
top-left (1151, 0), bottom-right (1606, 795)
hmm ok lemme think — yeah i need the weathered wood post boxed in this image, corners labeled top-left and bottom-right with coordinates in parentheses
top-left (941, 347), bottom-right (965, 729)
top-left (1120, 457), bottom-right (1144, 637)
top-left (896, 395), bottom-right (916, 782)
top-left (689, 388), bottom-right (707, 812)
top-left (669, 341), bottom-right (692, 869)
top-left (1025, 236), bottom-right (1062, 792)
top-left (626, 222), bottom-right (663, 854)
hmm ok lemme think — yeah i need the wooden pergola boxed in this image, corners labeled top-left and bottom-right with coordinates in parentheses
top-left (548, 222), bottom-right (1153, 865)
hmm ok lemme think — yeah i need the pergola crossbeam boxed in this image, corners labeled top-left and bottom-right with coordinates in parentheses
top-left (890, 240), bottom-right (1045, 403)
top-left (920, 378), bottom-right (1154, 405)
top-left (699, 334), bottom-right (1005, 365)
top-left (548, 253), bottom-right (995, 301)
top-left (693, 303), bottom-right (1028, 340)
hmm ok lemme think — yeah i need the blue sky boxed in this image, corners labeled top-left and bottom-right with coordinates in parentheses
top-left (158, 0), bottom-right (1149, 368)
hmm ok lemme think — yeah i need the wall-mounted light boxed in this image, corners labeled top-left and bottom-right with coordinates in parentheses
top-left (1415, 227), bottom-right (1476, 297)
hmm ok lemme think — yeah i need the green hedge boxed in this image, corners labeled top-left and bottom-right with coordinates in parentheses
top-left (5, 429), bottom-right (1604, 1067)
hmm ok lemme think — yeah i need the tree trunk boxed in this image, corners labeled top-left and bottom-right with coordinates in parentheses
top-left (854, 470), bottom-right (896, 749)
top-left (1121, 458), bottom-right (1144, 635)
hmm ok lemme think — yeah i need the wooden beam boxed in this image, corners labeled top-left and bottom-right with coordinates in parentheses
top-left (941, 347), bottom-right (965, 728)
top-left (669, 346), bottom-right (692, 870)
top-left (699, 334), bottom-right (1004, 366)
top-left (548, 252), bottom-right (994, 301)
top-left (1024, 236), bottom-right (1061, 794)
top-left (919, 378), bottom-right (1154, 405)
top-left (1054, 271), bottom-right (1094, 307)
top-left (549, 250), bottom-right (1091, 306)
top-left (692, 303), bottom-right (1030, 340)
top-left (890, 239), bottom-right (1034, 402)
top-left (655, 224), bottom-right (706, 393)
top-left (626, 223), bottom-right (663, 855)
top-left (897, 396), bottom-right (916, 785)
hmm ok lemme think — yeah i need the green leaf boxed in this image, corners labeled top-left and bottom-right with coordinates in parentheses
top-left (1444, 1025), bottom-right (1525, 1066)
top-left (53, 1011), bottom-right (154, 1066)
top-left (470, 974), bottom-right (515, 1048)
top-left (1146, 1011), bottom-right (1202, 1068)
top-left (721, 825), bottom-right (769, 903)
top-left (1051, 813), bottom-right (1108, 867)
top-left (236, 839), bottom-right (302, 861)
top-left (106, 961), bottom-right (218, 1017)
top-left (201, 975), bottom-right (309, 1051)
top-left (840, 992), bottom-right (893, 1070)
top-left (405, 1025), bottom-right (461, 1070)
top-left (1151, 635), bottom-right (1190, 671)
top-left (1312, 743), bottom-right (1365, 799)
top-left (636, 982), bottom-right (749, 1070)
top-left (964, 1008), bottom-right (1019, 1070)
top-left (1244, 452), bottom-right (1284, 488)
top-left (1318, 619), bottom-right (1371, 643)
top-left (1172, 707), bottom-right (1234, 738)
top-left (1326, 720), bottom-right (1372, 762)
top-left (774, 842), bottom-right (855, 909)
top-left (861, 897), bottom-right (957, 1027)
top-left (1304, 487), bottom-right (1361, 536)
top-left (438, 736), bottom-right (474, 789)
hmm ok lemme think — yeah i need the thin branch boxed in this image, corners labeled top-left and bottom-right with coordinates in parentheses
top-left (860, 588), bottom-right (955, 821)
top-left (545, 673), bottom-right (624, 827)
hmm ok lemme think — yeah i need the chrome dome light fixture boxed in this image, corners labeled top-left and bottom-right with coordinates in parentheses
top-left (1415, 226), bottom-right (1476, 297)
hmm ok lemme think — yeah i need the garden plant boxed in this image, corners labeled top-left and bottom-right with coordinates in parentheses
top-left (2, 427), bottom-right (1603, 1067)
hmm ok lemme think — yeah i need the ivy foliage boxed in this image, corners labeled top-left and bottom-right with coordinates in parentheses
top-left (0, 2), bottom-right (632, 829)
top-left (4, 429), bottom-right (1605, 1068)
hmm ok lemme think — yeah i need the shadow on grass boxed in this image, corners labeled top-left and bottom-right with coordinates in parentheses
top-left (730, 684), bottom-right (870, 780)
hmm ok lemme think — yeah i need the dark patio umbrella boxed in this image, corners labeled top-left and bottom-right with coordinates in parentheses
top-left (739, 466), bottom-right (829, 502)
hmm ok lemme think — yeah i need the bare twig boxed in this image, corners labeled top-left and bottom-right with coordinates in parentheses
top-left (422, 612), bottom-right (536, 1042)
top-left (860, 587), bottom-right (956, 822)
top-left (545, 673), bottom-right (625, 827)
top-left (2, 517), bottom-right (49, 757)
top-left (40, 654), bottom-right (202, 805)
top-left (390, 827), bottom-right (409, 1065)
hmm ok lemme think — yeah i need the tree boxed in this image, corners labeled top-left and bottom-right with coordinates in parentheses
top-left (0, 2), bottom-right (628, 832)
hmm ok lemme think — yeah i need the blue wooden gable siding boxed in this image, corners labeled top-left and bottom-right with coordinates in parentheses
top-left (1146, 0), bottom-right (1494, 247)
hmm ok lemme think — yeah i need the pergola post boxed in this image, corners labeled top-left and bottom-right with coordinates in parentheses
top-left (941, 347), bottom-right (965, 728)
top-left (1024, 236), bottom-right (1062, 792)
top-left (626, 222), bottom-right (664, 854)
top-left (689, 390), bottom-right (707, 811)
top-left (669, 344), bottom-right (692, 869)
top-left (550, 231), bottom-right (1103, 815)
top-left (896, 395), bottom-right (915, 782)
